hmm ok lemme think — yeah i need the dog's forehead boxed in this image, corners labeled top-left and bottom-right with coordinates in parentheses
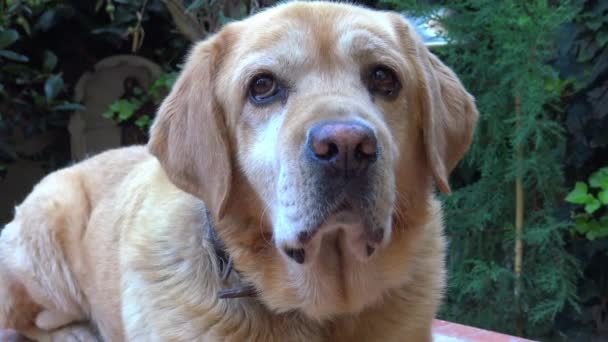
top-left (234, 3), bottom-right (400, 65)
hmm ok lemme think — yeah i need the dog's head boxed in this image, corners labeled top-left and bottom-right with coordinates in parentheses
top-left (148, 2), bottom-right (477, 319)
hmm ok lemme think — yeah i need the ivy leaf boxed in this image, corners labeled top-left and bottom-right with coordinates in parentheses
top-left (118, 109), bottom-right (132, 121)
top-left (108, 101), bottom-right (121, 112)
top-left (108, 99), bottom-right (141, 122)
top-left (105, 1), bottom-right (115, 21)
top-left (584, 198), bottom-right (601, 214)
top-left (573, 217), bottom-right (591, 234)
top-left (0, 29), bottom-right (19, 49)
top-left (0, 49), bottom-right (29, 62)
top-left (589, 167), bottom-right (608, 189)
top-left (44, 74), bottom-right (64, 102)
top-left (595, 226), bottom-right (608, 240)
top-left (598, 190), bottom-right (608, 205)
top-left (43, 50), bottom-right (58, 72)
top-left (583, 219), bottom-right (608, 240)
top-left (16, 15), bottom-right (31, 36)
top-left (565, 182), bottom-right (591, 204)
top-left (517, 16), bottom-right (531, 27)
top-left (35, 10), bottom-right (56, 32)
top-left (135, 115), bottom-right (151, 128)
top-left (149, 71), bottom-right (177, 97)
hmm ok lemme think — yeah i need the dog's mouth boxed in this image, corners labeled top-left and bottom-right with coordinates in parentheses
top-left (302, 199), bottom-right (358, 242)
top-left (287, 195), bottom-right (387, 265)
top-left (321, 199), bottom-right (359, 226)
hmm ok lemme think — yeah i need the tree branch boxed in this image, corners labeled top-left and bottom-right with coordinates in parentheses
top-left (161, 0), bottom-right (206, 42)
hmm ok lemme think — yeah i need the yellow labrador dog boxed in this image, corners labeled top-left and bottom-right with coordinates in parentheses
top-left (0, 1), bottom-right (477, 341)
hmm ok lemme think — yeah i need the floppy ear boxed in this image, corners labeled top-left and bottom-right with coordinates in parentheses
top-left (148, 33), bottom-right (232, 219)
top-left (420, 51), bottom-right (478, 194)
top-left (399, 17), bottom-right (479, 194)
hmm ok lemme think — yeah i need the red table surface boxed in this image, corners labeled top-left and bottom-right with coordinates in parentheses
top-left (433, 320), bottom-right (537, 342)
top-left (0, 320), bottom-right (537, 341)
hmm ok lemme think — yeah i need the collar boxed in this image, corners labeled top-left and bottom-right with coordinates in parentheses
top-left (205, 209), bottom-right (258, 299)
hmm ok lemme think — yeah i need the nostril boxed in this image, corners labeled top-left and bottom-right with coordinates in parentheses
top-left (354, 139), bottom-right (377, 161)
top-left (283, 247), bottom-right (306, 264)
top-left (307, 120), bottom-right (379, 169)
top-left (313, 141), bottom-right (339, 160)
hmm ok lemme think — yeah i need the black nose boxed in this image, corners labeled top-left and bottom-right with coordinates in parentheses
top-left (306, 121), bottom-right (378, 177)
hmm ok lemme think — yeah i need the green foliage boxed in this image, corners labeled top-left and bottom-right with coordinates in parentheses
top-left (0, 0), bottom-right (198, 172)
top-left (91, 0), bottom-right (184, 55)
top-left (0, 28), bottom-right (28, 62)
top-left (103, 99), bottom-right (143, 123)
top-left (1, 0), bottom-right (274, 171)
top-left (566, 167), bottom-right (608, 241)
top-left (550, 1), bottom-right (608, 338)
top-left (0, 0), bottom-right (85, 171)
top-left (182, 0), bottom-right (249, 26)
top-left (386, 0), bottom-right (583, 338)
top-left (555, 1), bottom-right (608, 171)
top-left (103, 71), bottom-right (177, 131)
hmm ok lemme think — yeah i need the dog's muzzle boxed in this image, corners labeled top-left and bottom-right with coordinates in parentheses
top-left (279, 120), bottom-right (389, 264)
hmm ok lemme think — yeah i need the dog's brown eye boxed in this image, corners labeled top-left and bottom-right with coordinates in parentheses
top-left (368, 66), bottom-right (400, 98)
top-left (249, 74), bottom-right (282, 105)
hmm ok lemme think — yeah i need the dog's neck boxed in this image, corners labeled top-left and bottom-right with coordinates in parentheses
top-left (205, 209), bottom-right (258, 299)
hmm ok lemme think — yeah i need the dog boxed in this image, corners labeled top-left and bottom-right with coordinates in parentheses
top-left (0, 1), bottom-right (478, 341)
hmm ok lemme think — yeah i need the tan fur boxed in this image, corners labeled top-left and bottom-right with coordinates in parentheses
top-left (0, 2), bottom-right (477, 341)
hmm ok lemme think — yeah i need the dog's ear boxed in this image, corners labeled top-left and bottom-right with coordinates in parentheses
top-left (148, 32), bottom-right (233, 219)
top-left (420, 51), bottom-right (478, 194)
top-left (394, 16), bottom-right (478, 194)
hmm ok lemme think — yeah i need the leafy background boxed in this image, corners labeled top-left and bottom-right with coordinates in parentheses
top-left (1, 0), bottom-right (607, 340)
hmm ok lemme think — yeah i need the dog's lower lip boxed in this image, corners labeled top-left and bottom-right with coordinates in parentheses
top-left (306, 200), bottom-right (356, 233)
top-left (366, 244), bottom-right (375, 257)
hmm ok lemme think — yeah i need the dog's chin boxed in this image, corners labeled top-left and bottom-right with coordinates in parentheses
top-left (276, 211), bottom-right (392, 320)
top-left (310, 209), bottom-right (373, 262)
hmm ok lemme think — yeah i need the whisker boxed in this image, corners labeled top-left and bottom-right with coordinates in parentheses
top-left (257, 203), bottom-right (274, 248)
top-left (393, 189), bottom-right (410, 225)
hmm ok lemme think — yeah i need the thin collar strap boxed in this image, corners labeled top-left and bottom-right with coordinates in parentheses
top-left (204, 209), bottom-right (257, 299)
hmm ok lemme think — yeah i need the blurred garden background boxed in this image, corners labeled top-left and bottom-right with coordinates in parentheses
top-left (0, 0), bottom-right (606, 340)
